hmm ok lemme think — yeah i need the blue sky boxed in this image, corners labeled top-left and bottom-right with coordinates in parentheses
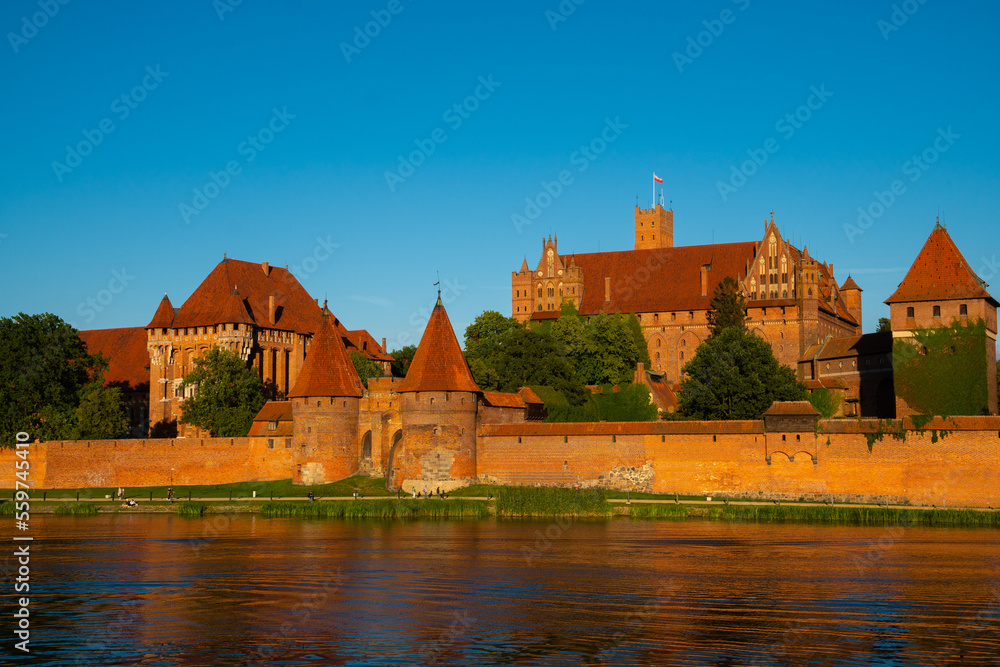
top-left (2, 0), bottom-right (998, 351)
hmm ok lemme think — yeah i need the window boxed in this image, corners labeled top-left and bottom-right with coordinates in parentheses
top-left (960, 304), bottom-right (968, 315)
top-left (933, 305), bottom-right (941, 317)
top-left (267, 439), bottom-right (274, 449)
top-left (547, 287), bottom-right (554, 297)
top-left (907, 306), bottom-right (914, 318)
top-left (268, 421), bottom-right (277, 431)
top-left (537, 288), bottom-right (542, 298)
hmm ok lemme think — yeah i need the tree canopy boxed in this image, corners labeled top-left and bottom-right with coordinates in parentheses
top-left (389, 345), bottom-right (416, 377)
top-left (178, 347), bottom-right (266, 437)
top-left (707, 275), bottom-right (748, 337)
top-left (349, 351), bottom-right (384, 388)
top-left (0, 312), bottom-right (108, 445)
top-left (876, 317), bottom-right (892, 333)
top-left (678, 326), bottom-right (807, 419)
top-left (75, 380), bottom-right (130, 440)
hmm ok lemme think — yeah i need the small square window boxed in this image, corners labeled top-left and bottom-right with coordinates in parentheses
top-left (933, 305), bottom-right (941, 317)
top-left (906, 307), bottom-right (914, 318)
top-left (960, 304), bottom-right (968, 315)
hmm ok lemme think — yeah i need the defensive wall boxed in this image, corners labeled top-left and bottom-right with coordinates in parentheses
top-left (3, 416), bottom-right (1000, 508)
top-left (478, 416), bottom-right (1000, 508)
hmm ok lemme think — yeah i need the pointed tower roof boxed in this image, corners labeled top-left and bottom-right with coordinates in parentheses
top-left (840, 276), bottom-right (862, 291)
top-left (885, 224), bottom-right (997, 305)
top-left (397, 296), bottom-right (481, 393)
top-left (146, 293), bottom-right (176, 328)
top-left (219, 286), bottom-right (255, 326)
top-left (520, 258), bottom-right (529, 273)
top-left (287, 309), bottom-right (363, 398)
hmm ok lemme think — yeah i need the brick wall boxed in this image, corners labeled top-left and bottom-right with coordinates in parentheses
top-left (479, 417), bottom-right (1000, 507)
top-left (8, 437), bottom-right (293, 489)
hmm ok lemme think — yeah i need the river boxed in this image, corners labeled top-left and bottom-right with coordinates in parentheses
top-left (11, 514), bottom-right (1000, 665)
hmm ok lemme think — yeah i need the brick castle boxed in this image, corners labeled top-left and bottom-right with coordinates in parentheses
top-left (44, 207), bottom-right (995, 502)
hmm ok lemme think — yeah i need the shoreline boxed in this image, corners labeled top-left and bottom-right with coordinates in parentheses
top-left (14, 497), bottom-right (999, 528)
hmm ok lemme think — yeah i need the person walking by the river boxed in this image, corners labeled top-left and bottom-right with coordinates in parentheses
top-left (423, 485), bottom-right (429, 499)
top-left (167, 487), bottom-right (173, 503)
top-left (307, 491), bottom-right (315, 502)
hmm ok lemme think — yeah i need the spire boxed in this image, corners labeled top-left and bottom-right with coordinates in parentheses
top-left (147, 293), bottom-right (175, 329)
top-left (287, 311), bottom-right (363, 398)
top-left (397, 298), bottom-right (481, 393)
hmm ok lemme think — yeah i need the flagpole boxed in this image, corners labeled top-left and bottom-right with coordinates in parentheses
top-left (652, 174), bottom-right (655, 209)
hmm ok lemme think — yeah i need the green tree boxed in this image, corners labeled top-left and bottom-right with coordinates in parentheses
top-left (75, 382), bottom-right (129, 439)
top-left (624, 313), bottom-right (652, 368)
top-left (494, 327), bottom-right (586, 404)
top-left (464, 310), bottom-right (522, 361)
top-left (350, 352), bottom-right (383, 388)
top-left (876, 317), bottom-right (892, 333)
top-left (807, 388), bottom-right (842, 419)
top-left (576, 312), bottom-right (645, 385)
top-left (678, 327), bottom-right (807, 419)
top-left (707, 275), bottom-right (748, 337)
top-left (178, 347), bottom-right (266, 437)
top-left (389, 345), bottom-right (417, 377)
top-left (0, 313), bottom-right (102, 446)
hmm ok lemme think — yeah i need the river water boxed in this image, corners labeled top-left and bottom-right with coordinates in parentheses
top-left (11, 514), bottom-right (1000, 666)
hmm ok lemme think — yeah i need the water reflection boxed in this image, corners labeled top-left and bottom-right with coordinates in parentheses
top-left (25, 515), bottom-right (1000, 666)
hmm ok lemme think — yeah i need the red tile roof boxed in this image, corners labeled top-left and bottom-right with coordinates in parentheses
top-left (565, 242), bottom-right (758, 315)
top-left (482, 391), bottom-right (526, 408)
top-left (799, 331), bottom-right (892, 362)
top-left (171, 258), bottom-right (325, 333)
top-left (397, 298), bottom-right (481, 393)
top-left (146, 294), bottom-right (175, 328)
top-left (885, 224), bottom-right (997, 305)
top-left (287, 312), bottom-right (363, 398)
top-left (517, 386), bottom-right (544, 405)
top-left (248, 401), bottom-right (293, 436)
top-left (79, 327), bottom-right (149, 390)
top-left (344, 329), bottom-right (394, 362)
top-left (804, 378), bottom-right (848, 390)
top-left (840, 276), bottom-right (862, 291)
top-left (762, 401), bottom-right (820, 417)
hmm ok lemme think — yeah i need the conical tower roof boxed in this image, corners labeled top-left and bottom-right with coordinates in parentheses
top-left (146, 293), bottom-right (175, 328)
top-left (218, 286), bottom-right (255, 326)
top-left (885, 223), bottom-right (997, 305)
top-left (840, 276), bottom-right (862, 291)
top-left (287, 309), bottom-right (363, 398)
top-left (397, 297), bottom-right (481, 393)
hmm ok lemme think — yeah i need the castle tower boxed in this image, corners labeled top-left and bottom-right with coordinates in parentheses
top-left (146, 293), bottom-right (177, 433)
top-left (885, 221), bottom-right (998, 415)
top-left (634, 204), bottom-right (673, 250)
top-left (391, 295), bottom-right (482, 491)
top-left (840, 276), bottom-right (863, 331)
top-left (287, 307), bottom-right (364, 484)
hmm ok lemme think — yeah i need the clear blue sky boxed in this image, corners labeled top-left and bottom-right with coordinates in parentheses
top-left (2, 0), bottom-right (998, 350)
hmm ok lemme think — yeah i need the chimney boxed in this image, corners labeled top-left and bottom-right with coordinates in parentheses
top-left (604, 277), bottom-right (611, 302)
top-left (261, 261), bottom-right (270, 276)
top-left (700, 265), bottom-right (710, 297)
top-left (382, 337), bottom-right (386, 351)
top-left (268, 295), bottom-right (276, 325)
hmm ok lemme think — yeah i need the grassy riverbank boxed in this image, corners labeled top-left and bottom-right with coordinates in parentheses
top-left (259, 498), bottom-right (489, 519)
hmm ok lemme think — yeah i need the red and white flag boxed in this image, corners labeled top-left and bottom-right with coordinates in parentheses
top-left (653, 173), bottom-right (663, 183)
